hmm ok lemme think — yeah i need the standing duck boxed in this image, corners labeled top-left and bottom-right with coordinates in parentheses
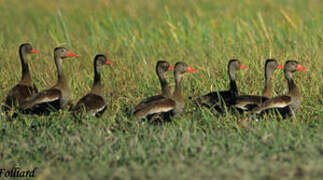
top-left (133, 60), bottom-right (173, 112)
top-left (251, 60), bottom-right (306, 118)
top-left (3, 43), bottom-right (38, 116)
top-left (73, 54), bottom-right (112, 118)
top-left (133, 62), bottom-right (197, 121)
top-left (196, 59), bottom-right (248, 112)
top-left (20, 47), bottom-right (78, 115)
top-left (233, 59), bottom-right (284, 111)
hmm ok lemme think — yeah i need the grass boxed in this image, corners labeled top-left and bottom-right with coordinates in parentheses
top-left (0, 0), bottom-right (322, 179)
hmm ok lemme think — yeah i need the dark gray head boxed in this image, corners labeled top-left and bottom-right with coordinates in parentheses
top-left (174, 61), bottom-right (197, 75)
top-left (228, 59), bottom-right (248, 72)
top-left (265, 59), bottom-right (284, 71)
top-left (156, 60), bottom-right (173, 74)
top-left (54, 47), bottom-right (78, 59)
top-left (94, 54), bottom-right (112, 69)
top-left (227, 59), bottom-right (248, 81)
top-left (19, 43), bottom-right (37, 54)
top-left (284, 60), bottom-right (307, 73)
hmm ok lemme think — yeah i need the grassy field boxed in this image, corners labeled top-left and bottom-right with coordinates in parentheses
top-left (0, 0), bottom-right (322, 179)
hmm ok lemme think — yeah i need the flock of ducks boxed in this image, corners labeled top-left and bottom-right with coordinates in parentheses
top-left (1, 43), bottom-right (307, 122)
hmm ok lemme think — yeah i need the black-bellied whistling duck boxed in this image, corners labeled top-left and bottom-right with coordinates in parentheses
top-left (133, 62), bottom-right (197, 121)
top-left (73, 54), bottom-right (112, 118)
top-left (20, 47), bottom-right (78, 115)
top-left (250, 60), bottom-right (306, 118)
top-left (3, 43), bottom-right (38, 116)
top-left (133, 60), bottom-right (173, 112)
top-left (233, 59), bottom-right (284, 111)
top-left (262, 59), bottom-right (284, 98)
top-left (196, 59), bottom-right (248, 112)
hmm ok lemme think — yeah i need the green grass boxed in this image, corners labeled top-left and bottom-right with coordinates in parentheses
top-left (0, 0), bottom-right (322, 179)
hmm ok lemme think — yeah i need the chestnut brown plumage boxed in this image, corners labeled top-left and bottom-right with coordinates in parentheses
top-left (233, 59), bottom-right (284, 111)
top-left (262, 59), bottom-right (284, 98)
top-left (20, 47), bottom-right (78, 115)
top-left (3, 43), bottom-right (38, 117)
top-left (196, 59), bottom-right (247, 112)
top-left (134, 61), bottom-right (197, 122)
top-left (133, 60), bottom-right (173, 112)
top-left (251, 60), bottom-right (306, 118)
top-left (73, 54), bottom-right (112, 118)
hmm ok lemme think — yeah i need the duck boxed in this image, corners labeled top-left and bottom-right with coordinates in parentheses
top-left (133, 60), bottom-right (173, 112)
top-left (196, 59), bottom-right (248, 112)
top-left (250, 60), bottom-right (306, 118)
top-left (73, 54), bottom-right (112, 118)
top-left (233, 59), bottom-right (284, 111)
top-left (20, 47), bottom-right (78, 115)
top-left (133, 61), bottom-right (197, 122)
top-left (3, 43), bottom-right (38, 117)
top-left (262, 59), bottom-right (284, 98)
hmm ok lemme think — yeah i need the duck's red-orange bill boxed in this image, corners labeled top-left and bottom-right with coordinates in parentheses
top-left (277, 64), bottom-right (284, 69)
top-left (240, 64), bottom-right (248, 70)
top-left (187, 66), bottom-right (197, 73)
top-left (66, 51), bottom-right (78, 57)
top-left (296, 64), bottom-right (307, 71)
top-left (168, 65), bottom-right (174, 71)
top-left (105, 60), bottom-right (112, 65)
top-left (31, 49), bottom-right (38, 53)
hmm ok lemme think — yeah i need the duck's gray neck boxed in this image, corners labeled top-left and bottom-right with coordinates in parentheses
top-left (173, 71), bottom-right (184, 114)
top-left (173, 71), bottom-right (183, 102)
top-left (285, 71), bottom-right (300, 112)
top-left (285, 72), bottom-right (299, 97)
top-left (91, 64), bottom-right (104, 96)
top-left (19, 49), bottom-right (32, 84)
top-left (228, 66), bottom-right (238, 95)
top-left (54, 55), bottom-right (67, 86)
top-left (157, 69), bottom-right (171, 97)
top-left (262, 66), bottom-right (274, 98)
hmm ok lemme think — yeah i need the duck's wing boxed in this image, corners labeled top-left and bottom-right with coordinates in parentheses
top-left (234, 95), bottom-right (269, 111)
top-left (196, 90), bottom-right (234, 106)
top-left (134, 94), bottom-right (165, 111)
top-left (74, 93), bottom-right (106, 116)
top-left (133, 97), bottom-right (176, 119)
top-left (4, 84), bottom-right (37, 110)
top-left (253, 95), bottom-right (292, 114)
top-left (20, 88), bottom-right (62, 110)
